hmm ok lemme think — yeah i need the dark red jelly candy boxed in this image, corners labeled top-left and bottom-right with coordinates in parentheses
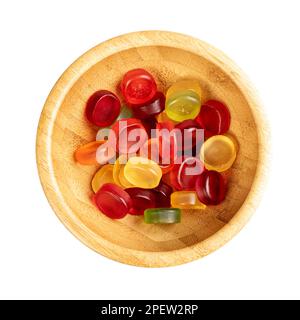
top-left (121, 68), bottom-right (157, 105)
top-left (153, 181), bottom-right (173, 207)
top-left (195, 170), bottom-right (226, 205)
top-left (196, 100), bottom-right (231, 136)
top-left (125, 188), bottom-right (156, 215)
top-left (132, 92), bottom-right (165, 119)
top-left (93, 183), bottom-right (132, 219)
top-left (85, 90), bottom-right (121, 127)
top-left (142, 117), bottom-right (157, 137)
top-left (175, 119), bottom-right (203, 151)
top-left (109, 118), bottom-right (148, 154)
top-left (171, 157), bottom-right (205, 191)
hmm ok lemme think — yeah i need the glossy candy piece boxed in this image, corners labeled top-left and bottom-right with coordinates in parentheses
top-left (113, 155), bottom-right (134, 188)
top-left (195, 171), bottom-right (226, 205)
top-left (140, 138), bottom-right (174, 174)
top-left (124, 156), bottom-right (162, 189)
top-left (165, 90), bottom-right (201, 122)
top-left (153, 181), bottom-right (173, 207)
top-left (196, 100), bottom-right (230, 136)
top-left (93, 183), bottom-right (132, 219)
top-left (200, 135), bottom-right (237, 172)
top-left (91, 164), bottom-right (114, 193)
top-left (74, 140), bottom-right (115, 165)
top-left (170, 157), bottom-right (205, 191)
top-left (125, 188), bottom-right (156, 215)
top-left (109, 118), bottom-right (148, 154)
top-left (121, 68), bottom-right (157, 105)
top-left (85, 90), bottom-right (121, 127)
top-left (144, 208), bottom-right (181, 224)
top-left (141, 117), bottom-right (157, 137)
top-left (175, 119), bottom-right (203, 152)
top-left (74, 141), bottom-right (102, 165)
top-left (166, 79), bottom-right (202, 102)
top-left (171, 191), bottom-right (206, 209)
top-left (132, 92), bottom-right (165, 119)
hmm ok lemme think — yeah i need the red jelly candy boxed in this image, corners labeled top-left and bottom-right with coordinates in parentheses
top-left (156, 121), bottom-right (178, 163)
top-left (125, 188), bottom-right (156, 215)
top-left (175, 119), bottom-right (203, 152)
top-left (132, 92), bottom-right (165, 119)
top-left (195, 170), bottom-right (226, 205)
top-left (196, 100), bottom-right (231, 136)
top-left (93, 183), bottom-right (132, 219)
top-left (121, 69), bottom-right (157, 105)
top-left (153, 181), bottom-right (173, 207)
top-left (109, 118), bottom-right (148, 154)
top-left (171, 157), bottom-right (205, 191)
top-left (85, 90), bottom-right (121, 127)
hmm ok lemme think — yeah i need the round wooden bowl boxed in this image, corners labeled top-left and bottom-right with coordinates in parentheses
top-left (36, 31), bottom-right (268, 267)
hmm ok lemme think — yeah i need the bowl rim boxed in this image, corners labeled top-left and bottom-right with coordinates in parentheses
top-left (36, 30), bottom-right (269, 267)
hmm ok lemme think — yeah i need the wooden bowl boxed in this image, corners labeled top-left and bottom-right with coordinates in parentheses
top-left (36, 31), bottom-right (268, 267)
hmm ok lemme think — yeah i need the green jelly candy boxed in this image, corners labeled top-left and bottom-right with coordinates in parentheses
top-left (117, 104), bottom-right (133, 120)
top-left (166, 90), bottom-right (200, 122)
top-left (144, 208), bottom-right (181, 224)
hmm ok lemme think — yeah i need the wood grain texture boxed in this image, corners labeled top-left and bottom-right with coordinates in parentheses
top-left (36, 31), bottom-right (269, 267)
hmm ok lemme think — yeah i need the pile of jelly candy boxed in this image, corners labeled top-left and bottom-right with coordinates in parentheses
top-left (74, 68), bottom-right (238, 224)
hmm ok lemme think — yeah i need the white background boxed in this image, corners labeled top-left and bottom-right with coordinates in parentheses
top-left (0, 0), bottom-right (299, 300)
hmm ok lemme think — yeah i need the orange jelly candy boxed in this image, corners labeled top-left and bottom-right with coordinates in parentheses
top-left (74, 140), bottom-right (115, 165)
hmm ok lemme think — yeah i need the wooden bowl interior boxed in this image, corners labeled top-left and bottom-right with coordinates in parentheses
top-left (51, 45), bottom-right (258, 252)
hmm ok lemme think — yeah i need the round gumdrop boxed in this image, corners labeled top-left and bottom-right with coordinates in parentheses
top-left (195, 170), bottom-right (226, 205)
top-left (170, 157), bottom-right (205, 191)
top-left (109, 118), bottom-right (148, 154)
top-left (165, 90), bottom-right (200, 122)
top-left (141, 117), bottom-right (157, 137)
top-left (125, 188), bottom-right (156, 215)
top-left (124, 157), bottom-right (162, 189)
top-left (121, 68), bottom-right (157, 105)
top-left (91, 164), bottom-right (115, 193)
top-left (200, 135), bottom-right (237, 172)
top-left (152, 181), bottom-right (173, 207)
top-left (85, 90), bottom-right (121, 127)
top-left (196, 100), bottom-right (231, 136)
top-left (93, 183), bottom-right (132, 219)
top-left (132, 92), bottom-right (165, 119)
top-left (74, 140), bottom-right (110, 165)
top-left (175, 119), bottom-right (203, 152)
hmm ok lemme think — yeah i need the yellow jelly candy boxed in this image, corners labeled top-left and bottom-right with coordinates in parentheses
top-left (165, 80), bottom-right (202, 122)
top-left (124, 156), bottom-right (162, 189)
top-left (91, 164), bottom-right (115, 193)
top-left (200, 135), bottom-right (237, 172)
top-left (113, 155), bottom-right (134, 188)
top-left (171, 191), bottom-right (206, 209)
top-left (166, 79), bottom-right (202, 101)
top-left (165, 90), bottom-right (201, 122)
